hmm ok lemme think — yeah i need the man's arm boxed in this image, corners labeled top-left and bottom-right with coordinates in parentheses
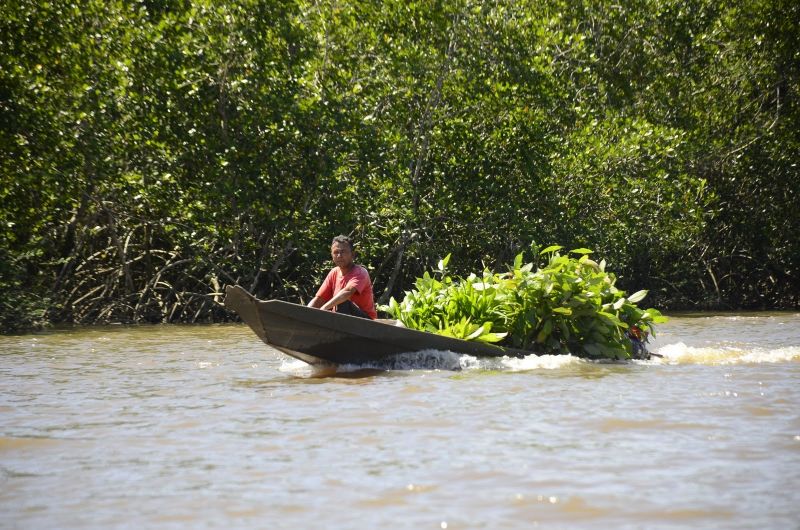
top-left (319, 287), bottom-right (355, 311)
top-left (307, 296), bottom-right (324, 308)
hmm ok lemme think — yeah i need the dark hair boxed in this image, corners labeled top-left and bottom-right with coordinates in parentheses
top-left (331, 235), bottom-right (354, 251)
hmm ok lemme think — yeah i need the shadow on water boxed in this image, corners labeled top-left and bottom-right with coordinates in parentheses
top-left (323, 368), bottom-right (389, 379)
top-left (234, 367), bottom-right (398, 387)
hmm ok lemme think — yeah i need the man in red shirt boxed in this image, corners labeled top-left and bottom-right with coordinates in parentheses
top-left (307, 235), bottom-right (377, 319)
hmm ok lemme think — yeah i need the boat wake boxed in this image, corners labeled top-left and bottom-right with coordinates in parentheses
top-left (653, 343), bottom-right (800, 365)
top-left (495, 353), bottom-right (584, 371)
top-left (278, 349), bottom-right (584, 375)
top-left (276, 345), bottom-right (800, 376)
top-left (338, 350), bottom-right (585, 372)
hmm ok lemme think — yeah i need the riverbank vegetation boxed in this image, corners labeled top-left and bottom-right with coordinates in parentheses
top-left (2, 0), bottom-right (798, 333)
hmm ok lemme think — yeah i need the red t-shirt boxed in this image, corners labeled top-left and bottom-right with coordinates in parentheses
top-left (316, 265), bottom-right (377, 319)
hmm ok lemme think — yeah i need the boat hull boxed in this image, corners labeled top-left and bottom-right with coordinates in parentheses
top-left (224, 285), bottom-right (526, 366)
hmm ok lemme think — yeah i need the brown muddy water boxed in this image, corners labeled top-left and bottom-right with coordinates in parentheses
top-left (1, 313), bottom-right (799, 529)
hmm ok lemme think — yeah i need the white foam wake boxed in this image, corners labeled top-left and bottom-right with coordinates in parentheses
top-left (497, 353), bottom-right (584, 371)
top-left (654, 343), bottom-right (800, 365)
top-left (278, 350), bottom-right (584, 374)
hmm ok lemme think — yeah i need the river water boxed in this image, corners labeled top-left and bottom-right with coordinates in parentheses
top-left (1, 313), bottom-right (799, 529)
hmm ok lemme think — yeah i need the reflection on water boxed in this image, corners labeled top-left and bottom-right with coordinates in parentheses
top-left (1, 314), bottom-right (799, 529)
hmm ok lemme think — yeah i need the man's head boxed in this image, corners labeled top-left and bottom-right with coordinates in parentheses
top-left (330, 235), bottom-right (355, 271)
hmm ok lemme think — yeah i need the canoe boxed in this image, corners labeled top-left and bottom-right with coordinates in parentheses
top-left (224, 285), bottom-right (529, 366)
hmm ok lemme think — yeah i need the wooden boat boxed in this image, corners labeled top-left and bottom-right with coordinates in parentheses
top-left (224, 285), bottom-right (529, 366)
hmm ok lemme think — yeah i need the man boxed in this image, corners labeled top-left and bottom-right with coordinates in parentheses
top-left (307, 235), bottom-right (377, 319)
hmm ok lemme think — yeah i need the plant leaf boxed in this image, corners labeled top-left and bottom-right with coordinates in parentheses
top-left (627, 289), bottom-right (648, 303)
top-left (539, 245), bottom-right (563, 254)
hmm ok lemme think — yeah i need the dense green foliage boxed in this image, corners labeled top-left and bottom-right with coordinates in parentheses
top-left (381, 246), bottom-right (667, 359)
top-left (1, 0), bottom-right (798, 332)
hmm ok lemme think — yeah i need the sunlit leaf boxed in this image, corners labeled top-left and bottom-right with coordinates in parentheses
top-left (627, 290), bottom-right (648, 303)
top-left (539, 245), bottom-right (563, 254)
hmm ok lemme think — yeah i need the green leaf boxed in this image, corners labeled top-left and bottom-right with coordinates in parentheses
top-left (627, 290), bottom-right (648, 303)
top-left (478, 331), bottom-right (508, 343)
top-left (647, 309), bottom-right (669, 324)
top-left (598, 311), bottom-right (625, 327)
top-left (539, 245), bottom-right (563, 254)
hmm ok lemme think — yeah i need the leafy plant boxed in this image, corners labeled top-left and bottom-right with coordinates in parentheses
top-left (380, 245), bottom-right (668, 359)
